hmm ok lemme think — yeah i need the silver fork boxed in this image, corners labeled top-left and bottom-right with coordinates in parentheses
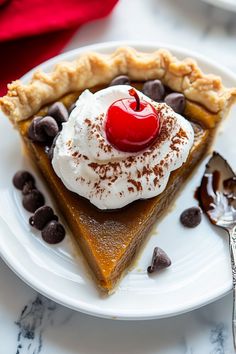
top-left (199, 152), bottom-right (236, 349)
top-left (218, 223), bottom-right (236, 349)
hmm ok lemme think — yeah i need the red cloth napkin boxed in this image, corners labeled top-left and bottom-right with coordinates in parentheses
top-left (0, 0), bottom-right (118, 96)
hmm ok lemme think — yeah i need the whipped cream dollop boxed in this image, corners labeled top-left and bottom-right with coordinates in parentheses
top-left (52, 85), bottom-right (194, 210)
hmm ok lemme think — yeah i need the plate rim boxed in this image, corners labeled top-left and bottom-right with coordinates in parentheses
top-left (1, 40), bottom-right (236, 320)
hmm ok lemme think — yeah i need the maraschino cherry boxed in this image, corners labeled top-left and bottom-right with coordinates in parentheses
top-left (105, 88), bottom-right (160, 152)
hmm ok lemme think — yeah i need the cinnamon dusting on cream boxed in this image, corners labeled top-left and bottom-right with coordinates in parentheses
top-left (52, 85), bottom-right (194, 209)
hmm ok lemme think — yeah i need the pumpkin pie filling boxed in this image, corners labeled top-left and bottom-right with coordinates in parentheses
top-left (1, 47), bottom-right (236, 292)
top-left (17, 82), bottom-right (212, 292)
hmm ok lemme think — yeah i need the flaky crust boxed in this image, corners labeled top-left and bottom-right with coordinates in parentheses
top-left (1, 46), bottom-right (236, 123)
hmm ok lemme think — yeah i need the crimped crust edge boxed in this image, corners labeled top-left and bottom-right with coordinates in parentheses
top-left (1, 46), bottom-right (236, 123)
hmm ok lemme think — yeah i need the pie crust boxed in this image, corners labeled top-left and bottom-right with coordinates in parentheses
top-left (1, 47), bottom-right (236, 125)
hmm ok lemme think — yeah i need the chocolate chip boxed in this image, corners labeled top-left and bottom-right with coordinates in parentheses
top-left (42, 220), bottom-right (65, 244)
top-left (180, 207), bottom-right (202, 228)
top-left (29, 215), bottom-right (34, 227)
top-left (48, 102), bottom-right (68, 125)
top-left (164, 92), bottom-right (186, 114)
top-left (28, 116), bottom-right (45, 142)
top-left (48, 132), bottom-right (60, 161)
top-left (22, 190), bottom-right (45, 212)
top-left (147, 247), bottom-right (171, 274)
top-left (142, 80), bottom-right (165, 102)
top-left (109, 75), bottom-right (130, 86)
top-left (29, 205), bottom-right (58, 230)
top-left (37, 116), bottom-right (59, 138)
top-left (68, 102), bottom-right (76, 114)
top-left (28, 116), bottom-right (59, 143)
top-left (13, 170), bottom-right (35, 190)
top-left (22, 180), bottom-right (35, 195)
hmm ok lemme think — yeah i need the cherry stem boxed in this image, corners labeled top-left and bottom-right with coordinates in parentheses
top-left (129, 88), bottom-right (140, 111)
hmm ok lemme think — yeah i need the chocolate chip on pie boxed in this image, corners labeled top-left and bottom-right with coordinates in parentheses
top-left (142, 80), bottom-right (165, 102)
top-left (164, 93), bottom-right (186, 115)
top-left (48, 102), bottom-right (69, 125)
top-left (109, 75), bottom-right (130, 86)
top-left (28, 116), bottom-right (59, 143)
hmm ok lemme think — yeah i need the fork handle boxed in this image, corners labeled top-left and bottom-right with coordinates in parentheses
top-left (228, 226), bottom-right (236, 350)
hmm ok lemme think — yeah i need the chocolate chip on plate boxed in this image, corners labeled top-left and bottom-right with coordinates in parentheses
top-left (142, 80), bottom-right (165, 102)
top-left (48, 102), bottom-right (69, 125)
top-left (147, 247), bottom-right (171, 274)
top-left (22, 190), bottom-right (45, 213)
top-left (29, 205), bottom-right (58, 230)
top-left (28, 116), bottom-right (45, 142)
top-left (180, 207), bottom-right (202, 228)
top-left (164, 92), bottom-right (186, 115)
top-left (42, 220), bottom-right (65, 244)
top-left (109, 75), bottom-right (130, 86)
top-left (13, 170), bottom-right (35, 190)
top-left (22, 180), bottom-right (36, 195)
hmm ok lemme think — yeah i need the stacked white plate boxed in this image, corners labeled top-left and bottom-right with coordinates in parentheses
top-left (202, 0), bottom-right (236, 12)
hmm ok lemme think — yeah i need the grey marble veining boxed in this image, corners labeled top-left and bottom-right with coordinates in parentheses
top-left (0, 258), bottom-right (235, 354)
top-left (1, 0), bottom-right (236, 353)
top-left (15, 295), bottom-right (56, 354)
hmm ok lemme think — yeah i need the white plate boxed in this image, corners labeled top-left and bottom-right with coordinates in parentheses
top-left (201, 0), bottom-right (236, 12)
top-left (0, 41), bottom-right (236, 320)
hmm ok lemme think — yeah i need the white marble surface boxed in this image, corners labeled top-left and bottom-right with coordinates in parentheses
top-left (1, 0), bottom-right (236, 353)
top-left (0, 256), bottom-right (234, 354)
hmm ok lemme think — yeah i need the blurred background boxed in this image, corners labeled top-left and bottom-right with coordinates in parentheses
top-left (1, 0), bottom-right (236, 95)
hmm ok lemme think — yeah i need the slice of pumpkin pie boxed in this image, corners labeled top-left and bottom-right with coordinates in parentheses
top-left (1, 47), bottom-right (236, 292)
